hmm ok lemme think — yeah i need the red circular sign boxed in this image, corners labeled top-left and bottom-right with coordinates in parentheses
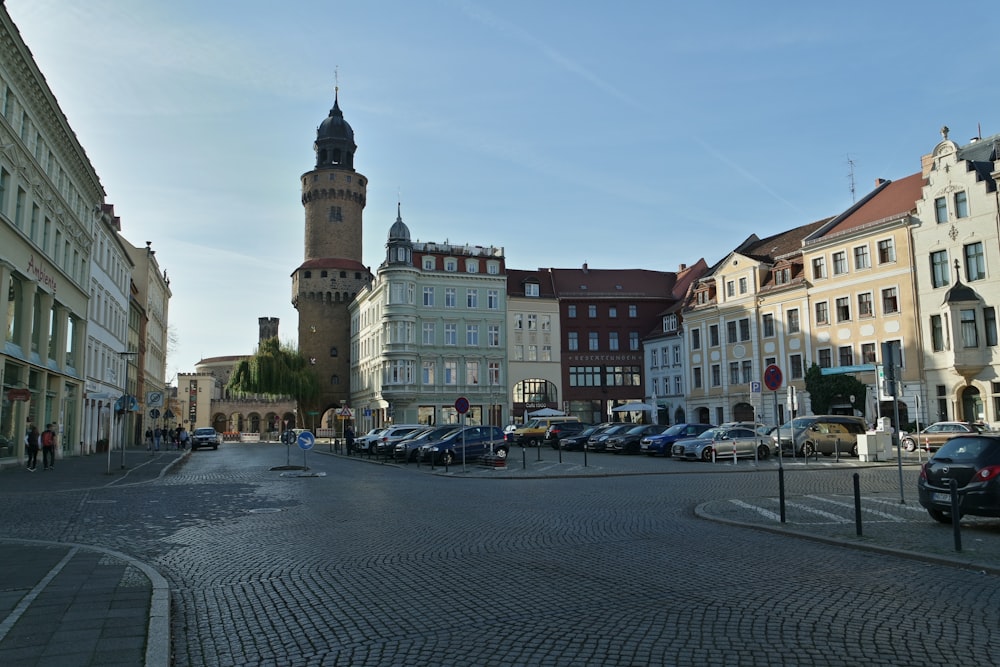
top-left (454, 397), bottom-right (470, 414)
top-left (763, 364), bottom-right (783, 391)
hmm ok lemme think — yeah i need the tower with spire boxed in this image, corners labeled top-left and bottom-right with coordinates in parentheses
top-left (292, 89), bottom-right (372, 423)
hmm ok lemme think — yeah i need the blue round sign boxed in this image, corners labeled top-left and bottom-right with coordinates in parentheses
top-left (763, 364), bottom-right (783, 391)
top-left (297, 431), bottom-right (315, 450)
top-left (455, 396), bottom-right (470, 415)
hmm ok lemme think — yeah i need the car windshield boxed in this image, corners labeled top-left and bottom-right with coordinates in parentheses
top-left (779, 418), bottom-right (816, 431)
top-left (194, 428), bottom-right (215, 436)
top-left (663, 424), bottom-right (690, 436)
top-left (933, 437), bottom-right (992, 461)
top-left (625, 425), bottom-right (649, 434)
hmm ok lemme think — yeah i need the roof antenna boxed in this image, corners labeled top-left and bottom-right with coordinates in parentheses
top-left (847, 154), bottom-right (857, 204)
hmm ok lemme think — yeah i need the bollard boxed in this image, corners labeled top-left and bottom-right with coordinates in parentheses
top-left (778, 467), bottom-right (786, 523)
top-left (853, 473), bottom-right (862, 536)
top-left (732, 442), bottom-right (737, 465)
top-left (835, 437), bottom-right (840, 463)
top-left (950, 479), bottom-right (962, 552)
top-left (522, 446), bottom-right (527, 470)
top-left (558, 440), bottom-right (562, 464)
top-left (584, 444), bottom-right (588, 467)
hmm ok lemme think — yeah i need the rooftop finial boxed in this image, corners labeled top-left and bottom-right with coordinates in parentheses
top-left (941, 125), bottom-right (950, 140)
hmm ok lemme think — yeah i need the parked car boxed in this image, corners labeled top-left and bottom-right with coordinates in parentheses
top-left (373, 425), bottom-right (426, 455)
top-left (394, 425), bottom-right (462, 462)
top-left (587, 423), bottom-right (632, 452)
top-left (543, 421), bottom-right (590, 448)
top-left (640, 423), bottom-right (715, 457)
top-left (419, 426), bottom-right (508, 465)
top-left (917, 434), bottom-right (1000, 523)
top-left (902, 421), bottom-right (987, 452)
top-left (606, 424), bottom-right (669, 455)
top-left (771, 415), bottom-right (867, 456)
top-left (353, 428), bottom-right (387, 453)
top-left (672, 426), bottom-right (770, 461)
top-left (191, 427), bottom-right (222, 451)
top-left (511, 416), bottom-right (581, 447)
top-left (556, 424), bottom-right (609, 451)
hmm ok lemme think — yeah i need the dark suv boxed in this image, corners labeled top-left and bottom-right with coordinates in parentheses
top-left (191, 427), bottom-right (221, 451)
top-left (918, 434), bottom-right (1000, 523)
top-left (544, 421), bottom-right (589, 449)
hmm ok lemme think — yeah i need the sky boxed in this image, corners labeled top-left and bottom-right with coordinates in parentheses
top-left (6, 0), bottom-right (999, 383)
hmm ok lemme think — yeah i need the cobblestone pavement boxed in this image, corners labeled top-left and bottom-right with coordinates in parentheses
top-left (2, 443), bottom-right (998, 666)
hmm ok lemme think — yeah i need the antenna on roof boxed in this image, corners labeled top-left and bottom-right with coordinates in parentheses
top-left (847, 154), bottom-right (857, 204)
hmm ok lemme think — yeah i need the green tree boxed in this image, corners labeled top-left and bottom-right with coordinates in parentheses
top-left (804, 363), bottom-right (867, 416)
top-left (226, 338), bottom-right (319, 412)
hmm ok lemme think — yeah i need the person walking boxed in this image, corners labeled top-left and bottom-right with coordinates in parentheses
top-left (24, 424), bottom-right (40, 472)
top-left (153, 426), bottom-right (162, 451)
top-left (41, 423), bottom-right (56, 470)
top-left (178, 426), bottom-right (189, 450)
top-left (144, 427), bottom-right (153, 450)
top-left (345, 424), bottom-right (355, 455)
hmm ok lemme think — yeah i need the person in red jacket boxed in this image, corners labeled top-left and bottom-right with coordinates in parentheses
top-left (41, 423), bottom-right (56, 470)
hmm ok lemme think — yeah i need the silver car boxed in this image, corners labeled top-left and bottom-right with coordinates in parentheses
top-left (672, 426), bottom-right (770, 461)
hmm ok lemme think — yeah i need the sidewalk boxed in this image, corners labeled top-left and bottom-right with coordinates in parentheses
top-left (0, 447), bottom-right (183, 666)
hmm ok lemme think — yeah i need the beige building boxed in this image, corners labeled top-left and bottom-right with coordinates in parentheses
top-left (506, 269), bottom-right (561, 425)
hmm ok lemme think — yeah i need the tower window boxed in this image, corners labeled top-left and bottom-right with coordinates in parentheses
top-left (304, 271), bottom-right (312, 279)
top-left (321, 271), bottom-right (328, 278)
top-left (329, 206), bottom-right (342, 222)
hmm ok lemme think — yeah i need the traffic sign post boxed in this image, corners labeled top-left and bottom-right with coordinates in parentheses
top-left (297, 430), bottom-right (315, 469)
top-left (455, 397), bottom-right (469, 471)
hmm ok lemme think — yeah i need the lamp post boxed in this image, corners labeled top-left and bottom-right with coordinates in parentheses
top-left (118, 351), bottom-right (137, 470)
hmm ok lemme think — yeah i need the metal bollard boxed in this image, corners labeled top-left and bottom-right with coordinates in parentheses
top-left (853, 473), bottom-right (862, 536)
top-left (778, 467), bottom-right (786, 523)
top-left (950, 479), bottom-right (962, 552)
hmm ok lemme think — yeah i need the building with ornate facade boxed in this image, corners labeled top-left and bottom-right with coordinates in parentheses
top-left (506, 268), bottom-right (561, 424)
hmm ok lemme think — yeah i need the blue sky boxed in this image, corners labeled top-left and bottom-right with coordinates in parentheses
top-left (7, 0), bottom-right (998, 380)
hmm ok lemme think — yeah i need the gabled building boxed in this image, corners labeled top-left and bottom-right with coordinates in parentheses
top-left (912, 127), bottom-right (1000, 425)
top-left (506, 268), bottom-right (561, 423)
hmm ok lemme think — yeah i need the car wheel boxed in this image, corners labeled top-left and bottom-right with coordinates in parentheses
top-left (802, 442), bottom-right (815, 456)
top-left (527, 437), bottom-right (539, 448)
top-left (701, 447), bottom-right (714, 462)
top-left (927, 508), bottom-right (953, 524)
top-left (757, 444), bottom-right (770, 459)
top-left (902, 438), bottom-right (916, 452)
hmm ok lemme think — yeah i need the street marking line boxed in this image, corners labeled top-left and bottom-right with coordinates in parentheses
top-left (729, 499), bottom-right (782, 521)
top-left (805, 495), bottom-right (907, 522)
top-left (0, 546), bottom-right (78, 641)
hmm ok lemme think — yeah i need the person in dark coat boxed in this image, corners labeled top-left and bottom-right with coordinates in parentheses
top-left (345, 425), bottom-right (355, 455)
top-left (24, 425), bottom-right (40, 471)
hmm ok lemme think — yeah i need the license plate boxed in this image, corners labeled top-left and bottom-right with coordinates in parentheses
top-left (931, 492), bottom-right (951, 503)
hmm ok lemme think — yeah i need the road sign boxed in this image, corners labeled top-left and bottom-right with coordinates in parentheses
top-left (750, 381), bottom-right (762, 394)
top-left (454, 396), bottom-right (470, 415)
top-left (163, 409), bottom-right (174, 420)
top-left (147, 391), bottom-right (164, 408)
top-left (338, 406), bottom-right (353, 417)
top-left (297, 431), bottom-right (315, 450)
top-left (763, 364), bottom-right (783, 391)
top-left (149, 408), bottom-right (161, 419)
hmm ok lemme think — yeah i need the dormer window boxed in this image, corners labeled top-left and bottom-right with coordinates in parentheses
top-left (663, 314), bottom-right (678, 332)
top-left (773, 267), bottom-right (791, 285)
top-left (465, 259), bottom-right (479, 273)
top-left (525, 282), bottom-right (539, 297)
top-left (445, 258), bottom-right (457, 272)
top-left (423, 257), bottom-right (435, 270)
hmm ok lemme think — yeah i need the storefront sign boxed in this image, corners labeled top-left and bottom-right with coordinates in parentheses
top-left (6, 388), bottom-right (31, 402)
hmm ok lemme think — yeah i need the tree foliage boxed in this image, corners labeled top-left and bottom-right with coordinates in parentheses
top-left (226, 338), bottom-right (319, 408)
top-left (804, 363), bottom-right (868, 416)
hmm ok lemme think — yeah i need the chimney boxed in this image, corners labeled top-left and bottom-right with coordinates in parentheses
top-left (582, 262), bottom-right (589, 273)
top-left (678, 263), bottom-right (687, 271)
top-left (875, 178), bottom-right (889, 187)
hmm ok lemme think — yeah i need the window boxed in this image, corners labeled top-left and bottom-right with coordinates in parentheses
top-left (568, 331), bottom-right (578, 351)
top-left (445, 288), bottom-right (457, 308)
top-left (422, 287), bottom-right (434, 306)
top-left (818, 349), bottom-right (832, 368)
top-left (489, 361), bottom-right (500, 385)
top-left (961, 309), bottom-right (978, 347)
top-left (487, 262), bottom-right (500, 275)
top-left (526, 345), bottom-right (537, 361)
top-left (608, 306), bottom-right (617, 318)
top-left (861, 342), bottom-right (876, 364)
top-left (328, 206), bottom-right (342, 222)
top-left (882, 287), bottom-right (899, 314)
top-left (650, 349), bottom-right (658, 368)
top-left (444, 361), bottom-right (457, 385)
top-left (588, 332), bottom-right (599, 351)
top-left (569, 366), bottom-right (602, 387)
top-left (465, 259), bottom-right (479, 273)
top-left (986, 307), bottom-right (998, 347)
top-left (877, 239), bottom-right (896, 264)
top-left (762, 314), bottom-right (775, 337)
top-left (789, 354), bottom-right (803, 379)
top-left (709, 325), bottom-right (720, 347)
top-left (588, 305), bottom-right (597, 318)
top-left (854, 245), bottom-right (870, 270)
top-left (691, 328), bottom-right (701, 350)
top-left (673, 345), bottom-right (681, 365)
top-left (467, 289), bottom-right (478, 308)
top-left (965, 242), bottom-right (985, 281)
top-left (674, 376), bottom-right (683, 394)
top-left (692, 366), bottom-right (703, 388)
top-left (729, 362), bottom-right (740, 385)
top-left (739, 318), bottom-right (750, 341)
top-left (935, 196), bottom-right (948, 223)
top-left (466, 360), bottom-right (480, 384)
top-left (525, 282), bottom-right (539, 297)
top-left (422, 322), bottom-right (435, 345)
top-left (838, 346), bottom-right (853, 366)
top-left (444, 323), bottom-right (457, 345)
top-left (787, 308), bottom-right (800, 334)
top-left (628, 305), bottom-right (637, 318)
top-left (514, 313), bottom-right (523, 330)
top-left (741, 360), bottom-right (752, 383)
top-left (466, 324), bottom-right (479, 346)
top-left (812, 257), bottom-right (827, 280)
top-left (488, 325), bottom-right (500, 347)
top-left (927, 314), bottom-right (946, 352)
top-left (836, 297), bottom-right (851, 322)
top-left (815, 301), bottom-right (829, 325)
top-left (833, 251), bottom-right (847, 275)
top-left (609, 332), bottom-right (619, 351)
top-left (726, 281), bottom-right (735, 297)
top-left (487, 289), bottom-right (499, 309)
top-left (422, 361), bottom-right (435, 385)
top-left (662, 314), bottom-right (678, 332)
top-left (739, 277), bottom-right (748, 294)
top-left (773, 267), bottom-right (790, 285)
top-left (629, 332), bottom-right (639, 350)
top-left (445, 259), bottom-right (457, 272)
top-left (955, 191), bottom-right (969, 218)
top-left (858, 292), bottom-right (874, 318)
top-left (931, 250), bottom-right (950, 288)
top-left (422, 257), bottom-right (435, 270)
top-left (711, 364), bottom-right (721, 387)
top-left (540, 315), bottom-right (551, 331)
top-left (568, 305), bottom-right (577, 318)
top-left (726, 321), bottom-right (737, 344)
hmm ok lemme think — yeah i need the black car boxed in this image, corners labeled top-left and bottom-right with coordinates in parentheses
top-left (544, 421), bottom-right (590, 448)
top-left (918, 434), bottom-right (1000, 523)
top-left (418, 426), bottom-right (508, 465)
top-left (555, 424), bottom-right (608, 451)
top-left (606, 424), bottom-right (669, 455)
top-left (393, 425), bottom-right (461, 462)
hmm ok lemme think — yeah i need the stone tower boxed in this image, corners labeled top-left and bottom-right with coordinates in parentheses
top-left (293, 91), bottom-right (371, 419)
top-left (258, 317), bottom-right (279, 343)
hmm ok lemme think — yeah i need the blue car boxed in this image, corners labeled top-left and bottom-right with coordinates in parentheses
top-left (639, 423), bottom-right (715, 457)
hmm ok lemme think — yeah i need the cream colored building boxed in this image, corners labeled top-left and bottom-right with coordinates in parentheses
top-left (912, 127), bottom-right (1000, 426)
top-left (506, 269), bottom-right (561, 425)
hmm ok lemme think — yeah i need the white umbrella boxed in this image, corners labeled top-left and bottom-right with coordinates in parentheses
top-left (612, 402), bottom-right (656, 412)
top-left (528, 407), bottom-right (566, 417)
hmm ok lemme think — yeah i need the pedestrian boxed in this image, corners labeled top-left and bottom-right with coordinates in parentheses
top-left (24, 424), bottom-right (40, 471)
top-left (145, 427), bottom-right (153, 450)
top-left (153, 426), bottom-right (162, 451)
top-left (345, 424), bottom-right (355, 455)
top-left (179, 427), bottom-right (189, 450)
top-left (41, 423), bottom-right (56, 470)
